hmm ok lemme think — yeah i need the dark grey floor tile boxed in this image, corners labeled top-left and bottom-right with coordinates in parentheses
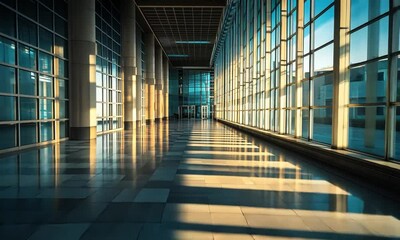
top-left (96, 203), bottom-right (165, 223)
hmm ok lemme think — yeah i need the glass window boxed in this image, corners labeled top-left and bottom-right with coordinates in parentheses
top-left (39, 51), bottom-right (52, 74)
top-left (20, 97), bottom-right (37, 120)
top-left (55, 58), bottom-right (67, 77)
top-left (302, 109), bottom-right (309, 139)
top-left (350, 17), bottom-right (389, 64)
top-left (314, 0), bottom-right (333, 16)
top-left (60, 100), bottom-right (68, 118)
top-left (54, 0), bottom-right (67, 19)
top-left (350, 0), bottom-right (389, 30)
top-left (304, 0), bottom-right (310, 24)
top-left (39, 74), bottom-right (53, 97)
top-left (313, 74), bottom-right (333, 106)
top-left (0, 37), bottom-right (16, 64)
top-left (313, 108), bottom-right (332, 144)
top-left (349, 60), bottom-right (387, 104)
top-left (55, 36), bottom-right (67, 58)
top-left (39, 99), bottom-right (53, 119)
top-left (39, 4), bottom-right (53, 29)
top-left (314, 43), bottom-right (333, 74)
top-left (19, 44), bottom-right (36, 69)
top-left (55, 16), bottom-right (67, 37)
top-left (18, 0), bottom-right (37, 20)
top-left (59, 79), bottom-right (68, 99)
top-left (39, 27), bottom-right (53, 52)
top-left (21, 123), bottom-right (37, 146)
top-left (60, 120), bottom-right (68, 138)
top-left (40, 122), bottom-right (53, 142)
top-left (0, 124), bottom-right (16, 149)
top-left (19, 70), bottom-right (37, 95)
top-left (0, 4), bottom-right (16, 37)
top-left (18, 16), bottom-right (37, 46)
top-left (0, 96), bottom-right (15, 121)
top-left (314, 6), bottom-right (334, 49)
top-left (348, 106), bottom-right (385, 156)
top-left (395, 107), bottom-right (400, 161)
top-left (397, 56), bottom-right (400, 102)
top-left (40, 0), bottom-right (53, 9)
top-left (0, 64), bottom-right (15, 93)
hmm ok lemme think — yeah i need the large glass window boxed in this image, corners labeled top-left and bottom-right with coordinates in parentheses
top-left (0, 37), bottom-right (16, 64)
top-left (0, 4), bottom-right (16, 37)
top-left (0, 65), bottom-right (15, 93)
top-left (19, 44), bottom-right (37, 69)
top-left (0, 96), bottom-right (16, 121)
top-left (0, 124), bottom-right (16, 149)
top-left (19, 70), bottom-right (37, 95)
top-left (20, 97), bottom-right (37, 120)
top-left (21, 123), bottom-right (37, 145)
top-left (18, 17), bottom-right (37, 46)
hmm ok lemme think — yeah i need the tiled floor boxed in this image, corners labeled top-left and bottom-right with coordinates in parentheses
top-left (0, 120), bottom-right (399, 239)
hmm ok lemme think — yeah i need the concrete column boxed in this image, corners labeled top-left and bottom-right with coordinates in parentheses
top-left (69, 0), bottom-right (97, 140)
top-left (121, 0), bottom-right (137, 130)
top-left (136, 30), bottom-right (143, 124)
top-left (155, 44), bottom-right (163, 121)
top-left (163, 55), bottom-right (169, 119)
top-left (145, 34), bottom-right (155, 123)
top-left (295, 0), bottom-right (304, 138)
top-left (279, 0), bottom-right (287, 135)
top-left (265, 0), bottom-right (271, 130)
top-left (365, 0), bottom-right (380, 147)
top-left (332, 0), bottom-right (350, 149)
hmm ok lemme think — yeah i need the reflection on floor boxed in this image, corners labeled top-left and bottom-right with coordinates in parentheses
top-left (0, 120), bottom-right (399, 239)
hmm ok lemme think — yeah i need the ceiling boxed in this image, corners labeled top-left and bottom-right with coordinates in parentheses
top-left (136, 0), bottom-right (226, 67)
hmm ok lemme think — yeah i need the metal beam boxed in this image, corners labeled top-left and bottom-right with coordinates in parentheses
top-left (136, 0), bottom-right (226, 8)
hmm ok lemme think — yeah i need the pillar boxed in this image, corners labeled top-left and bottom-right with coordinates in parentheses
top-left (155, 44), bottom-right (163, 121)
top-left (136, 30), bottom-right (143, 124)
top-left (332, 0), bottom-right (350, 149)
top-left (121, 0), bottom-right (137, 130)
top-left (69, 0), bottom-right (97, 140)
top-left (163, 55), bottom-right (169, 119)
top-left (145, 34), bottom-right (155, 123)
top-left (279, 0), bottom-right (288, 134)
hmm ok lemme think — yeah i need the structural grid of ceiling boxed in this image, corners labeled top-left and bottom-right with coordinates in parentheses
top-left (137, 0), bottom-right (226, 67)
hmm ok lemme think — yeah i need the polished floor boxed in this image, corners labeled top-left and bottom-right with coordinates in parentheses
top-left (0, 120), bottom-right (400, 240)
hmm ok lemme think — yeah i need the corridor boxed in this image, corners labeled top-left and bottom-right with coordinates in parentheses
top-left (0, 120), bottom-right (399, 239)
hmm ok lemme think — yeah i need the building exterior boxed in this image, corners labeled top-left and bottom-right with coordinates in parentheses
top-left (213, 0), bottom-right (400, 161)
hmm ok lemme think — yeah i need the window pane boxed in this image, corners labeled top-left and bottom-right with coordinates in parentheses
top-left (39, 4), bottom-right (53, 29)
top-left (314, 0), bottom-right (333, 16)
top-left (348, 106), bottom-right (385, 156)
top-left (19, 44), bottom-right (36, 69)
top-left (18, 16), bottom-right (37, 46)
top-left (0, 124), bottom-right (16, 149)
top-left (39, 27), bottom-right (53, 52)
top-left (39, 99), bottom-right (53, 119)
top-left (351, 0), bottom-right (389, 30)
top-left (60, 121), bottom-right (68, 138)
top-left (350, 17), bottom-right (389, 64)
top-left (19, 70), bottom-right (37, 95)
top-left (313, 108), bottom-right (332, 144)
top-left (55, 36), bottom-right (67, 58)
top-left (302, 81), bottom-right (309, 106)
top-left (21, 123), bottom-right (37, 145)
top-left (20, 97), bottom-right (37, 120)
top-left (0, 64), bottom-right (15, 93)
top-left (0, 4), bottom-right (16, 37)
top-left (313, 74), bottom-right (333, 107)
top-left (55, 16), bottom-right (67, 37)
top-left (55, 58), bottom-right (68, 77)
top-left (59, 100), bottom-right (68, 118)
top-left (302, 109), bottom-right (309, 139)
top-left (349, 60), bottom-right (387, 104)
top-left (40, 122), bottom-right (53, 142)
top-left (18, 0), bottom-right (37, 20)
top-left (0, 96), bottom-right (15, 121)
top-left (39, 51), bottom-right (52, 74)
top-left (59, 79), bottom-right (68, 99)
top-left (395, 107), bottom-right (400, 161)
top-left (397, 56), bottom-right (400, 102)
top-left (39, 74), bottom-right (53, 97)
top-left (0, 37), bottom-right (16, 64)
top-left (314, 6), bottom-right (334, 49)
top-left (314, 43), bottom-right (333, 74)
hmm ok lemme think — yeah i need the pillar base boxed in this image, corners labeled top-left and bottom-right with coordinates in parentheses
top-left (162, 117), bottom-right (169, 121)
top-left (70, 126), bottom-right (97, 140)
top-left (124, 121), bottom-right (136, 130)
top-left (145, 119), bottom-right (155, 125)
top-left (155, 118), bottom-right (163, 123)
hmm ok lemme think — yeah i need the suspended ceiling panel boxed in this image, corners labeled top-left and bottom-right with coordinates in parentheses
top-left (137, 0), bottom-right (225, 67)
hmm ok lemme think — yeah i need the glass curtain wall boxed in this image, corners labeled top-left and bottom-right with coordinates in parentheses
top-left (95, 0), bottom-right (122, 133)
top-left (0, 0), bottom-right (69, 151)
top-left (214, 0), bottom-right (400, 162)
